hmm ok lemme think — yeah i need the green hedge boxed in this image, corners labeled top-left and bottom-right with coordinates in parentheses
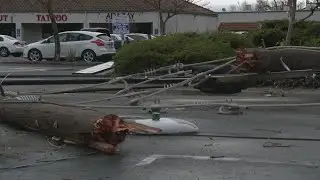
top-left (250, 20), bottom-right (320, 47)
top-left (114, 32), bottom-right (253, 74)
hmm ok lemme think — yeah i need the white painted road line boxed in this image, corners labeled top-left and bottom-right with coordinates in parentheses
top-left (0, 68), bottom-right (74, 73)
top-left (135, 154), bottom-right (318, 168)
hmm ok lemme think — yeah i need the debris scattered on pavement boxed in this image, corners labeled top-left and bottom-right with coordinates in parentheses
top-left (217, 105), bottom-right (243, 115)
top-left (263, 142), bottom-right (292, 148)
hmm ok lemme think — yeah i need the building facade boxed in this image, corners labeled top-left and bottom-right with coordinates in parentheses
top-left (0, 0), bottom-right (218, 44)
top-left (216, 10), bottom-right (320, 32)
top-left (218, 10), bottom-right (320, 23)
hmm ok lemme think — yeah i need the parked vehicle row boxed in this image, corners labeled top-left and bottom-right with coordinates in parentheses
top-left (0, 28), bottom-right (156, 63)
top-left (80, 27), bottom-right (155, 41)
top-left (0, 35), bottom-right (26, 57)
top-left (23, 31), bottom-right (116, 63)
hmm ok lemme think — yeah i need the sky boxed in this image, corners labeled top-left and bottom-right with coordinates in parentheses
top-left (205, 0), bottom-right (256, 11)
top-left (211, 0), bottom-right (255, 5)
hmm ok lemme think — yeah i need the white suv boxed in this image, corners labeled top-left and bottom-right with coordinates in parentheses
top-left (23, 31), bottom-right (116, 62)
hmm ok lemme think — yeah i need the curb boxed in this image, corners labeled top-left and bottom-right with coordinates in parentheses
top-left (0, 74), bottom-right (108, 78)
top-left (1, 77), bottom-right (186, 86)
top-left (0, 61), bottom-right (102, 66)
top-left (20, 85), bottom-right (165, 94)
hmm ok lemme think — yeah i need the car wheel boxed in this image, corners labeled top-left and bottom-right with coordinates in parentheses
top-left (0, 47), bottom-right (10, 57)
top-left (81, 50), bottom-right (96, 63)
top-left (28, 49), bottom-right (42, 62)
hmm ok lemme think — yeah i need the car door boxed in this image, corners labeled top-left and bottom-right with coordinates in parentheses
top-left (0, 36), bottom-right (8, 48)
top-left (39, 34), bottom-right (68, 58)
top-left (40, 36), bottom-right (55, 58)
top-left (66, 33), bottom-right (91, 58)
top-left (58, 33), bottom-right (68, 58)
top-left (0, 36), bottom-right (4, 45)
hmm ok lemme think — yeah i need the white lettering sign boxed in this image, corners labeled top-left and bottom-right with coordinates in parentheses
top-left (112, 14), bottom-right (130, 34)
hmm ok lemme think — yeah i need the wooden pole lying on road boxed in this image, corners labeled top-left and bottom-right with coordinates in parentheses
top-left (0, 102), bottom-right (161, 154)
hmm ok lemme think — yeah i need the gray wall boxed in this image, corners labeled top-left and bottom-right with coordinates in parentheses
top-left (218, 10), bottom-right (320, 23)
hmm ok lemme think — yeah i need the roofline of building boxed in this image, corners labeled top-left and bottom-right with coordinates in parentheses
top-left (1, 10), bottom-right (217, 17)
top-left (183, 1), bottom-right (217, 15)
top-left (216, 9), bottom-right (320, 13)
top-left (219, 22), bottom-right (261, 24)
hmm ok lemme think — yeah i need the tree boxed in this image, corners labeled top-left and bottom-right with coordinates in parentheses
top-left (229, 4), bottom-right (238, 11)
top-left (238, 0), bottom-right (254, 11)
top-left (144, 0), bottom-right (210, 35)
top-left (296, 0), bottom-right (306, 9)
top-left (271, 0), bottom-right (289, 10)
top-left (285, 0), bottom-right (320, 45)
top-left (255, 0), bottom-right (271, 11)
top-left (29, 0), bottom-right (60, 61)
top-left (285, 0), bottom-right (297, 45)
top-left (299, 0), bottom-right (320, 21)
top-left (252, 0), bottom-right (305, 11)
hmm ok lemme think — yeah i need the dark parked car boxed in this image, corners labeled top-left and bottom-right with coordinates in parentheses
top-left (110, 34), bottom-right (134, 50)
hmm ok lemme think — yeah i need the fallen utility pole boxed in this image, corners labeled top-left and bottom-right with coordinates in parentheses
top-left (0, 102), bottom-right (161, 154)
top-left (129, 59), bottom-right (237, 105)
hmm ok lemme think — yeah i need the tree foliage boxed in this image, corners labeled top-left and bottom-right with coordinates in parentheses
top-left (143, 0), bottom-right (210, 35)
top-left (114, 32), bottom-right (253, 74)
top-left (228, 0), bottom-right (305, 11)
top-left (250, 20), bottom-right (320, 47)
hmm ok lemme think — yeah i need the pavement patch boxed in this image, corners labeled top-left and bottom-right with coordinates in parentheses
top-left (135, 154), bottom-right (318, 168)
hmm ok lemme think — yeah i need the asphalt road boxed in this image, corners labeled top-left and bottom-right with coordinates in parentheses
top-left (0, 56), bottom-right (96, 76)
top-left (1, 60), bottom-right (320, 180)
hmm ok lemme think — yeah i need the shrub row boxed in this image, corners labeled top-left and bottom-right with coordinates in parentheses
top-left (114, 20), bottom-right (320, 74)
top-left (113, 32), bottom-right (253, 74)
top-left (250, 20), bottom-right (320, 47)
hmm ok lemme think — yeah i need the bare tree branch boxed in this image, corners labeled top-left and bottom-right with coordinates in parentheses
top-left (273, 0), bottom-right (279, 9)
top-left (296, 0), bottom-right (320, 23)
top-left (144, 0), bottom-right (208, 35)
top-left (285, 0), bottom-right (297, 45)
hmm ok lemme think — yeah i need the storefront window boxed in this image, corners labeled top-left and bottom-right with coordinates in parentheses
top-left (129, 23), bottom-right (153, 34)
top-left (0, 24), bottom-right (16, 38)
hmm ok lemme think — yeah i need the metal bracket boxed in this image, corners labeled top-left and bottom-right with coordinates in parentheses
top-left (217, 105), bottom-right (243, 115)
top-left (14, 95), bottom-right (42, 102)
top-left (144, 68), bottom-right (157, 78)
top-left (164, 83), bottom-right (175, 89)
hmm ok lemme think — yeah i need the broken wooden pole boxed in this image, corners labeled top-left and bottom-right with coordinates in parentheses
top-left (243, 48), bottom-right (320, 73)
top-left (0, 102), bottom-right (161, 154)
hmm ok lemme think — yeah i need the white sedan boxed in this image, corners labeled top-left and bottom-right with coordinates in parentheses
top-left (110, 34), bottom-right (135, 49)
top-left (23, 31), bottom-right (116, 62)
top-left (125, 33), bottom-right (156, 41)
top-left (0, 35), bottom-right (25, 57)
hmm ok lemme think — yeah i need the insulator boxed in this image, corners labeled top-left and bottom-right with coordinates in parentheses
top-left (174, 63), bottom-right (184, 69)
top-left (14, 95), bottom-right (42, 102)
top-left (144, 68), bottom-right (157, 76)
top-left (154, 99), bottom-right (161, 104)
top-left (4, 91), bottom-right (18, 97)
top-left (163, 83), bottom-right (175, 88)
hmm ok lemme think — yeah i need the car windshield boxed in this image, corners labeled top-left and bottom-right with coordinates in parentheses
top-left (126, 34), bottom-right (147, 40)
top-left (110, 35), bottom-right (120, 41)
